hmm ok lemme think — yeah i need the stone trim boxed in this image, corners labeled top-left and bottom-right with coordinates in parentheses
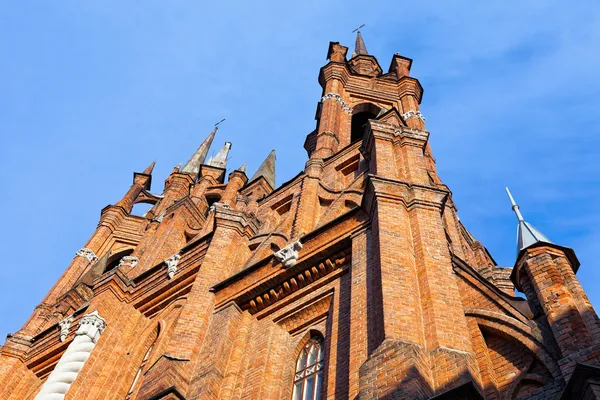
top-left (165, 253), bottom-right (181, 279)
top-left (34, 311), bottom-right (107, 400)
top-left (75, 248), bottom-right (98, 263)
top-left (321, 93), bottom-right (353, 114)
top-left (402, 109), bottom-right (426, 122)
top-left (273, 240), bottom-right (303, 268)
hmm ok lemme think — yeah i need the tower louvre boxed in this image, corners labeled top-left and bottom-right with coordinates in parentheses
top-left (2, 33), bottom-right (600, 400)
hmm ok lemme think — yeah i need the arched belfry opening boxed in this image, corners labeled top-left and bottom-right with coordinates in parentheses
top-left (350, 103), bottom-right (382, 143)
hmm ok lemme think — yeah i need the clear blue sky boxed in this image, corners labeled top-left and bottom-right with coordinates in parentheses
top-left (1, 1), bottom-right (599, 342)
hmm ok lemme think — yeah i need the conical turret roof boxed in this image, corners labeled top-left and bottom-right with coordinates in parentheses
top-left (505, 187), bottom-right (552, 254)
top-left (250, 150), bottom-right (276, 189)
top-left (180, 126), bottom-right (218, 177)
top-left (352, 31), bottom-right (368, 58)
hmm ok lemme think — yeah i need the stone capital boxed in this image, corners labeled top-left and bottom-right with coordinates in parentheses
top-left (76, 310), bottom-right (107, 343)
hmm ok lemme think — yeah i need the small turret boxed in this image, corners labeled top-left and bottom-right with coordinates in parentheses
top-left (115, 161), bottom-right (156, 213)
top-left (506, 187), bottom-right (600, 379)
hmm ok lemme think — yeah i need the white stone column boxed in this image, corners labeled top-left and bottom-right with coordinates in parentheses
top-left (34, 310), bottom-right (107, 400)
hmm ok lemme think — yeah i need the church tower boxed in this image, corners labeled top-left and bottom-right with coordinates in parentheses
top-left (1, 32), bottom-right (600, 400)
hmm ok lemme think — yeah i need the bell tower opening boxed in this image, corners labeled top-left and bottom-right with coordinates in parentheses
top-left (350, 103), bottom-right (381, 143)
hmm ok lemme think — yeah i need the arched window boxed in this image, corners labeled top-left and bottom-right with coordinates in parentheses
top-left (292, 335), bottom-right (324, 400)
top-left (350, 103), bottom-right (382, 143)
top-left (126, 325), bottom-right (160, 399)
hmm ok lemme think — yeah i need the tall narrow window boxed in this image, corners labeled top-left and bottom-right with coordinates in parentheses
top-left (126, 326), bottom-right (159, 399)
top-left (292, 335), bottom-right (324, 400)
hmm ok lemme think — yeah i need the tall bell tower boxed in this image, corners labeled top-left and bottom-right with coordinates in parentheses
top-left (1, 31), bottom-right (599, 400)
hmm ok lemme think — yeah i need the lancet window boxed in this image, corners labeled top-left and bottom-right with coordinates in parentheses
top-left (292, 335), bottom-right (324, 400)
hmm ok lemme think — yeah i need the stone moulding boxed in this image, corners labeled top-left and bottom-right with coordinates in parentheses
top-left (165, 253), bottom-right (181, 279)
top-left (274, 240), bottom-right (303, 268)
top-left (321, 92), bottom-right (353, 114)
top-left (34, 311), bottom-right (107, 400)
top-left (75, 248), bottom-right (98, 263)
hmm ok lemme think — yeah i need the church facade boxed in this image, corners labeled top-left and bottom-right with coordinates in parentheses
top-left (1, 33), bottom-right (600, 400)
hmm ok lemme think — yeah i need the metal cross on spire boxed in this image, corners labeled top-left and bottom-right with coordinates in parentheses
top-left (215, 118), bottom-right (226, 127)
top-left (352, 24), bottom-right (365, 33)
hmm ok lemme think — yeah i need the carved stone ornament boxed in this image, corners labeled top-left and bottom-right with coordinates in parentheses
top-left (321, 93), bottom-right (353, 115)
top-left (402, 109), bottom-right (426, 122)
top-left (118, 255), bottom-right (139, 268)
top-left (34, 311), bottom-right (107, 400)
top-left (76, 310), bottom-right (107, 343)
top-left (165, 253), bottom-right (181, 279)
top-left (75, 248), bottom-right (98, 263)
top-left (58, 316), bottom-right (73, 342)
top-left (209, 201), bottom-right (232, 212)
top-left (274, 240), bottom-right (303, 268)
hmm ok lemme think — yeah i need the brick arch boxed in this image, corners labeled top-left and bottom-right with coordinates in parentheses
top-left (466, 310), bottom-right (562, 381)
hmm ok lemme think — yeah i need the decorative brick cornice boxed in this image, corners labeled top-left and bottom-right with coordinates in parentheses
top-left (243, 250), bottom-right (350, 314)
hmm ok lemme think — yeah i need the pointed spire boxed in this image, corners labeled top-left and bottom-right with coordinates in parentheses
top-left (206, 142), bottom-right (231, 169)
top-left (238, 163), bottom-right (247, 173)
top-left (352, 31), bottom-right (368, 58)
top-left (180, 126), bottom-right (218, 176)
top-left (250, 150), bottom-right (276, 189)
top-left (505, 187), bottom-right (552, 254)
top-left (143, 161), bottom-right (156, 175)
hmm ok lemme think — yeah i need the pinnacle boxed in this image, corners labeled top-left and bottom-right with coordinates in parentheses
top-left (250, 150), bottom-right (276, 189)
top-left (352, 31), bottom-right (368, 58)
top-left (180, 126), bottom-right (218, 178)
top-left (142, 161), bottom-right (156, 175)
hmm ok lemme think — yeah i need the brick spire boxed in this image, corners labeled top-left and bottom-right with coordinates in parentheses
top-left (505, 187), bottom-right (552, 254)
top-left (142, 160), bottom-right (156, 175)
top-left (250, 150), bottom-right (276, 189)
top-left (352, 31), bottom-right (368, 57)
top-left (180, 126), bottom-right (218, 178)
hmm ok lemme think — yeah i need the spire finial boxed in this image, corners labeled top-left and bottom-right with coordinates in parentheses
top-left (505, 187), bottom-right (524, 222)
top-left (352, 24), bottom-right (368, 57)
top-left (505, 187), bottom-right (552, 254)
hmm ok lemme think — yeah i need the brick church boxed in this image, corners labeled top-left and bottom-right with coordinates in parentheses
top-left (1, 32), bottom-right (600, 400)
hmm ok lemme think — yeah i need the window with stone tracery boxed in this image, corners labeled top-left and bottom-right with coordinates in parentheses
top-left (292, 335), bottom-right (324, 400)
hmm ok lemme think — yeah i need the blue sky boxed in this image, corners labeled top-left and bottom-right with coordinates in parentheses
top-left (1, 1), bottom-right (599, 342)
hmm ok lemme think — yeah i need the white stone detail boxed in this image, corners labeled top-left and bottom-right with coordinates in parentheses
top-left (321, 93), bottom-right (353, 114)
top-left (274, 240), bottom-right (303, 268)
top-left (34, 311), bottom-right (107, 400)
top-left (118, 255), bottom-right (139, 268)
top-left (402, 109), bottom-right (426, 122)
top-left (75, 248), bottom-right (98, 263)
top-left (165, 254), bottom-right (181, 279)
top-left (209, 202), bottom-right (232, 212)
top-left (58, 316), bottom-right (73, 342)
